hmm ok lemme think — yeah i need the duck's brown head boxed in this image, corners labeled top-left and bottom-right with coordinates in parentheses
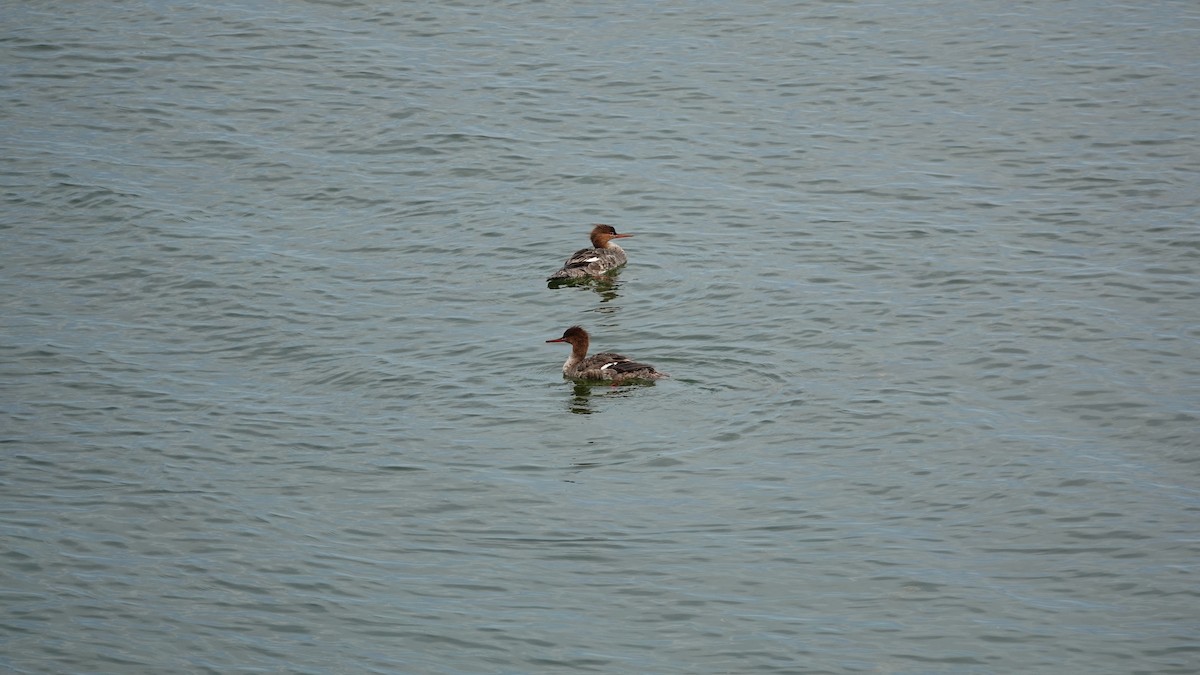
top-left (589, 224), bottom-right (632, 248)
top-left (546, 325), bottom-right (590, 347)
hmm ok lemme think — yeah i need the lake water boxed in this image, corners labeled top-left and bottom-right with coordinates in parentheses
top-left (3, 1), bottom-right (1198, 673)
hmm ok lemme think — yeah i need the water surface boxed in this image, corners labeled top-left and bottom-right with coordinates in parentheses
top-left (2, 1), bottom-right (1198, 673)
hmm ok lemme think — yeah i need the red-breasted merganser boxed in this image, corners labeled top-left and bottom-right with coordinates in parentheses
top-left (547, 224), bottom-right (633, 282)
top-left (546, 326), bottom-right (668, 382)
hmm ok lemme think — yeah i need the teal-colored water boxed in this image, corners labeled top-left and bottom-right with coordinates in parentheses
top-left (3, 2), bottom-right (1197, 672)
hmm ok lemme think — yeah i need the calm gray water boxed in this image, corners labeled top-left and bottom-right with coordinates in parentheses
top-left (3, 1), bottom-right (1198, 673)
